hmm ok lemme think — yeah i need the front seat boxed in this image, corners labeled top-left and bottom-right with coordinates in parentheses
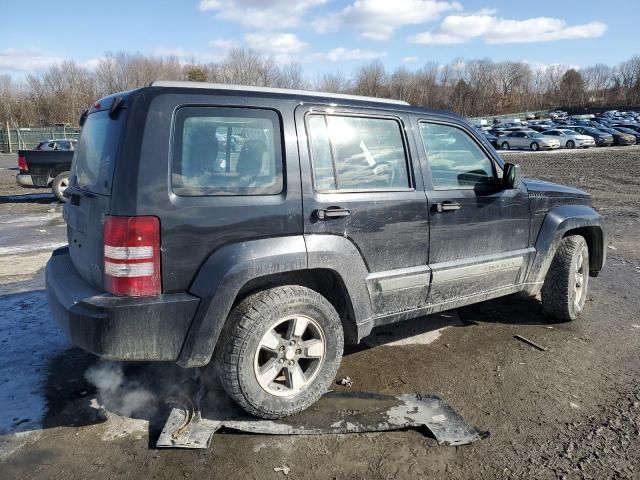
top-left (187, 125), bottom-right (219, 177)
top-left (236, 139), bottom-right (267, 177)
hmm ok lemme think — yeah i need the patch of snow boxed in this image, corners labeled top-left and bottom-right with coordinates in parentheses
top-left (0, 212), bottom-right (62, 226)
top-left (0, 242), bottom-right (67, 256)
top-left (98, 411), bottom-right (149, 441)
top-left (364, 312), bottom-right (462, 347)
top-left (0, 290), bottom-right (68, 456)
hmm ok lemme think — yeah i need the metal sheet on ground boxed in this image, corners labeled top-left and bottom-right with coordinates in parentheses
top-left (157, 387), bottom-right (487, 449)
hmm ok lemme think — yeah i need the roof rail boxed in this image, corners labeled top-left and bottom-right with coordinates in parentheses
top-left (149, 81), bottom-right (410, 106)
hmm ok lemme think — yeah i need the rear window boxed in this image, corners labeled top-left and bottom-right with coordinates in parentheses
top-left (71, 110), bottom-right (122, 195)
top-left (172, 107), bottom-right (283, 196)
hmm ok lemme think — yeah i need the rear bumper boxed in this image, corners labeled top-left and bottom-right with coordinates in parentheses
top-left (46, 248), bottom-right (200, 361)
top-left (16, 173), bottom-right (34, 187)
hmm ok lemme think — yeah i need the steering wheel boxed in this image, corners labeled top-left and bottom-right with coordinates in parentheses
top-left (372, 160), bottom-right (395, 186)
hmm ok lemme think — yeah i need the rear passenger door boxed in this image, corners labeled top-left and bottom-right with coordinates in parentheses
top-left (296, 105), bottom-right (430, 316)
top-left (414, 117), bottom-right (532, 305)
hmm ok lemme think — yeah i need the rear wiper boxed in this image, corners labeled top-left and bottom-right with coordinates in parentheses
top-left (109, 96), bottom-right (125, 119)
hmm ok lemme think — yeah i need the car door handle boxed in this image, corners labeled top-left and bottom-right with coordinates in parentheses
top-left (314, 207), bottom-right (351, 220)
top-left (435, 201), bottom-right (462, 212)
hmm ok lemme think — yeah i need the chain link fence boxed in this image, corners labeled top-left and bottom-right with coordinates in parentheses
top-left (0, 126), bottom-right (81, 153)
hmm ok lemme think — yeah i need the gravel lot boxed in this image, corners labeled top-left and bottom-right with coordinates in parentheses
top-left (1, 148), bottom-right (639, 479)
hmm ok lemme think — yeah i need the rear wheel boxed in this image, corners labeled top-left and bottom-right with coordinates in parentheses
top-left (566, 140), bottom-right (576, 149)
top-left (530, 142), bottom-right (540, 151)
top-left (501, 141), bottom-right (510, 150)
top-left (219, 286), bottom-right (344, 419)
top-left (52, 171), bottom-right (70, 202)
top-left (541, 235), bottom-right (589, 321)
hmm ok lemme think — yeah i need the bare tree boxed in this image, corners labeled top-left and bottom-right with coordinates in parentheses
top-left (5, 51), bottom-right (640, 128)
top-left (353, 61), bottom-right (388, 97)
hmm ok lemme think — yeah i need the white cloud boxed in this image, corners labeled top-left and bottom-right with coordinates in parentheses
top-left (238, 32), bottom-right (309, 63)
top-left (244, 32), bottom-right (308, 55)
top-left (82, 58), bottom-right (103, 70)
top-left (313, 0), bottom-right (462, 41)
top-left (402, 56), bottom-right (419, 63)
top-left (232, 31), bottom-right (385, 64)
top-left (409, 13), bottom-right (607, 45)
top-left (199, 0), bottom-right (326, 29)
top-left (521, 60), bottom-right (581, 73)
top-left (210, 38), bottom-right (235, 52)
top-left (0, 49), bottom-right (65, 72)
top-left (323, 47), bottom-right (386, 62)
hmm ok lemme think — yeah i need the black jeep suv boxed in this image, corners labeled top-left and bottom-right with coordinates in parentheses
top-left (46, 82), bottom-right (606, 419)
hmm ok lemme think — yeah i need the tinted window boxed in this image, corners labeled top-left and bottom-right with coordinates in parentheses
top-left (72, 110), bottom-right (123, 195)
top-left (307, 114), bottom-right (410, 192)
top-left (173, 107), bottom-right (283, 196)
top-left (419, 123), bottom-right (495, 189)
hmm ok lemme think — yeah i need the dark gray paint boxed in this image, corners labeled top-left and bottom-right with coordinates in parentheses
top-left (45, 84), bottom-right (607, 366)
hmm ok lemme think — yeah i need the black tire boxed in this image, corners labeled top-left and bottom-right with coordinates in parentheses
top-left (52, 171), bottom-right (70, 202)
top-left (566, 140), bottom-right (575, 149)
top-left (541, 235), bottom-right (589, 321)
top-left (530, 142), bottom-right (540, 151)
top-left (219, 286), bottom-right (344, 419)
top-left (501, 141), bottom-right (510, 150)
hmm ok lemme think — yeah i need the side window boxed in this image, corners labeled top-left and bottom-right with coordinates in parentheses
top-left (419, 122), bottom-right (496, 190)
top-left (306, 114), bottom-right (410, 192)
top-left (172, 107), bottom-right (283, 196)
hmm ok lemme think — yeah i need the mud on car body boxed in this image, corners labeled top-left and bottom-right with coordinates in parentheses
top-left (46, 82), bottom-right (606, 419)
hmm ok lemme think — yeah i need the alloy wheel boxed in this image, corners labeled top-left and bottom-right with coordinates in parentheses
top-left (253, 315), bottom-right (326, 397)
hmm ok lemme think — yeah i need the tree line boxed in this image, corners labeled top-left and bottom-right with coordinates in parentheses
top-left (1, 49), bottom-right (640, 127)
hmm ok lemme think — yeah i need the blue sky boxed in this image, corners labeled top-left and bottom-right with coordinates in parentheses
top-left (1, 0), bottom-right (638, 77)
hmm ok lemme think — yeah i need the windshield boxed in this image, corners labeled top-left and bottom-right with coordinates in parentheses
top-left (529, 132), bottom-right (543, 139)
top-left (71, 110), bottom-right (124, 195)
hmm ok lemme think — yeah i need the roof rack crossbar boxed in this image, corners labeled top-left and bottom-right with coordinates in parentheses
top-left (149, 81), bottom-right (410, 106)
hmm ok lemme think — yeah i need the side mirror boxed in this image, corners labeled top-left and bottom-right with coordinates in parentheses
top-left (503, 163), bottom-right (521, 189)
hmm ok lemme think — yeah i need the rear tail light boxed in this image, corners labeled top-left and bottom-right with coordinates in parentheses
top-left (103, 216), bottom-right (161, 296)
top-left (18, 155), bottom-right (27, 172)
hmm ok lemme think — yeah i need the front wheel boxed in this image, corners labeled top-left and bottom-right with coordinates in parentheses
top-left (501, 141), bottom-right (510, 150)
top-left (52, 171), bottom-right (70, 202)
top-left (541, 235), bottom-right (589, 321)
top-left (566, 140), bottom-right (576, 149)
top-left (219, 286), bottom-right (344, 419)
top-left (530, 142), bottom-right (540, 151)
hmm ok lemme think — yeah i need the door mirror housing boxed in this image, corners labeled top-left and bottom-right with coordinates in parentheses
top-left (503, 163), bottom-right (521, 189)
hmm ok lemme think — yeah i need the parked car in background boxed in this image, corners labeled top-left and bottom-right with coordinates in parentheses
top-left (480, 130), bottom-right (499, 148)
top-left (564, 126), bottom-right (614, 147)
top-left (499, 131), bottom-right (561, 151)
top-left (34, 139), bottom-right (77, 151)
top-left (611, 126), bottom-right (640, 144)
top-left (17, 147), bottom-right (73, 201)
top-left (611, 123), bottom-right (640, 133)
top-left (528, 124), bottom-right (554, 133)
top-left (542, 129), bottom-right (596, 149)
top-left (597, 126), bottom-right (636, 146)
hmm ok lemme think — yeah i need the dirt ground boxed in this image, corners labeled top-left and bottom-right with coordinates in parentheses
top-left (1, 148), bottom-right (639, 479)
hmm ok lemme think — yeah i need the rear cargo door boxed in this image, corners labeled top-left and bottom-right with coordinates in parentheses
top-left (63, 107), bottom-right (125, 289)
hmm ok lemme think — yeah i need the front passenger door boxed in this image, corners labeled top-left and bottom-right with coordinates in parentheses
top-left (416, 119), bottom-right (532, 305)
